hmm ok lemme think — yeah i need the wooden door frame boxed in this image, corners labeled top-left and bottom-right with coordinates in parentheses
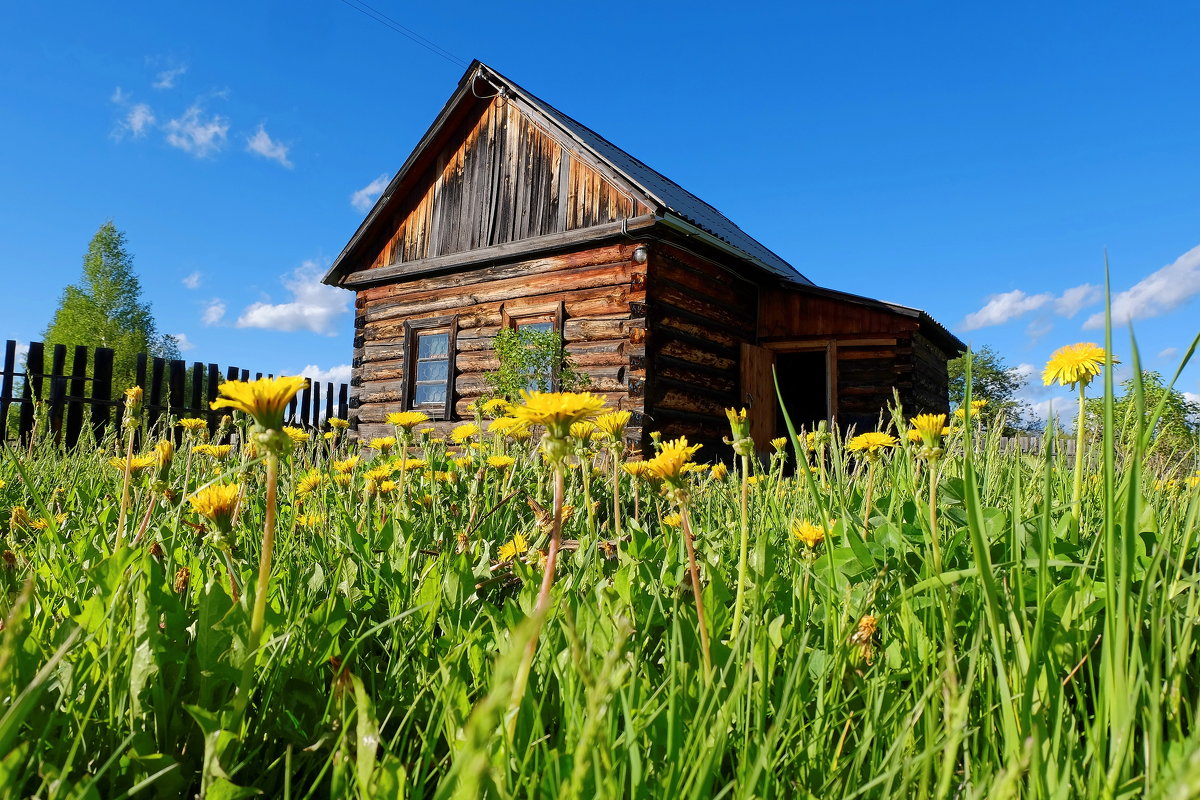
top-left (762, 340), bottom-right (838, 427)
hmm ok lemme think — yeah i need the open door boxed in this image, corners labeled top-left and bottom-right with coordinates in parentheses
top-left (740, 343), bottom-right (776, 453)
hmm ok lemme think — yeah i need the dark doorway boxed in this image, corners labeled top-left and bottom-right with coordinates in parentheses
top-left (774, 350), bottom-right (828, 435)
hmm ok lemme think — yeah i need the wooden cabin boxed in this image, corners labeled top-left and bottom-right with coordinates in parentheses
top-left (323, 62), bottom-right (964, 453)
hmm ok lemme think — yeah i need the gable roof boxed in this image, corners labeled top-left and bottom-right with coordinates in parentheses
top-left (323, 61), bottom-right (812, 286)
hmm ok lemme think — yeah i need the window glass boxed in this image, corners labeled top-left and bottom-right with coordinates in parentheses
top-left (416, 360), bottom-right (448, 382)
top-left (518, 320), bottom-right (554, 334)
top-left (418, 333), bottom-right (449, 358)
top-left (411, 327), bottom-right (452, 412)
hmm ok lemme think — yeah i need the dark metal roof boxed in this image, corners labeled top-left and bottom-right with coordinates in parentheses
top-left (476, 63), bottom-right (812, 284)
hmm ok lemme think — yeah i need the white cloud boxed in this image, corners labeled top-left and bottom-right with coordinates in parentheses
top-left (202, 299), bottom-right (226, 326)
top-left (351, 174), bottom-right (390, 212)
top-left (1054, 283), bottom-right (1102, 317)
top-left (1084, 243), bottom-right (1200, 329)
top-left (14, 342), bottom-right (29, 362)
top-left (125, 103), bottom-right (156, 138)
top-left (235, 261), bottom-right (349, 336)
top-left (164, 104), bottom-right (229, 157)
top-left (246, 124), bottom-right (293, 168)
top-left (962, 290), bottom-right (1053, 330)
top-left (153, 64), bottom-right (188, 89)
top-left (1025, 318), bottom-right (1053, 345)
top-left (298, 363), bottom-right (352, 384)
top-left (1158, 347), bottom-right (1180, 360)
top-left (172, 332), bottom-right (195, 351)
top-left (182, 271), bottom-right (202, 290)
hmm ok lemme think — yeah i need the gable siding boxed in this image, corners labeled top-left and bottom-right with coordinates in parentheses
top-left (362, 98), bottom-right (650, 274)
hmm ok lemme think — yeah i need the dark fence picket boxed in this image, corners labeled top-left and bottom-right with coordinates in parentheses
top-left (3, 339), bottom-right (352, 445)
top-left (18, 342), bottom-right (44, 442)
top-left (91, 347), bottom-right (114, 442)
top-left (0, 341), bottom-right (16, 431)
top-left (65, 345), bottom-right (87, 446)
top-left (47, 344), bottom-right (68, 442)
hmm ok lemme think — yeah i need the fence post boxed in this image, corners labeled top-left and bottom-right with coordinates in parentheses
top-left (92, 348), bottom-right (114, 442)
top-left (148, 357), bottom-right (166, 430)
top-left (299, 380), bottom-right (312, 427)
top-left (18, 342), bottom-right (45, 443)
top-left (190, 362), bottom-right (205, 415)
top-left (47, 344), bottom-right (68, 444)
top-left (167, 360), bottom-right (185, 422)
top-left (0, 341), bottom-right (15, 439)
top-left (64, 345), bottom-right (88, 448)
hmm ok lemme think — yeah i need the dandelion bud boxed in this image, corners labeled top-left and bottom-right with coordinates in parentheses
top-left (123, 386), bottom-right (144, 427)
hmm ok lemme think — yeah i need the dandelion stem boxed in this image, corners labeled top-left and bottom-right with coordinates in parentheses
top-left (730, 452), bottom-right (751, 639)
top-left (1072, 383), bottom-right (1087, 521)
top-left (249, 451), bottom-right (278, 653)
top-left (862, 459), bottom-right (876, 541)
top-left (115, 426), bottom-right (135, 550)
top-left (507, 460), bottom-right (565, 738)
top-left (680, 506), bottom-right (712, 676)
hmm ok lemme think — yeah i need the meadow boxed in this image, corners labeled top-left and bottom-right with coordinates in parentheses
top-left (0, 341), bottom-right (1198, 799)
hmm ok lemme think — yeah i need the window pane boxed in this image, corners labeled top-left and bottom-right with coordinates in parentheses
top-left (520, 321), bottom-right (554, 334)
top-left (414, 384), bottom-right (446, 406)
top-left (416, 360), bottom-right (448, 382)
top-left (418, 332), bottom-right (449, 358)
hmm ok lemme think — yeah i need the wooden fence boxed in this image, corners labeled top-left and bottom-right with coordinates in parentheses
top-left (996, 435), bottom-right (1077, 456)
top-left (1, 340), bottom-right (349, 448)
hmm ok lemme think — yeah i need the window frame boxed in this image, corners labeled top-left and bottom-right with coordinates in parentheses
top-left (404, 315), bottom-right (457, 419)
top-left (501, 301), bottom-right (566, 392)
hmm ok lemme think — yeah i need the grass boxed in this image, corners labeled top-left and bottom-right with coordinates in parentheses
top-left (0, 340), bottom-right (1199, 798)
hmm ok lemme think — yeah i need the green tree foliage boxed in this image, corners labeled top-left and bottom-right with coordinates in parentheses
top-left (1083, 370), bottom-right (1200, 469)
top-left (43, 221), bottom-right (179, 391)
top-left (484, 327), bottom-right (587, 402)
top-left (947, 344), bottom-right (1036, 434)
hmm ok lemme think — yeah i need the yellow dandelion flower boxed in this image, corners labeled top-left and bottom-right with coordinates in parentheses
top-left (710, 462), bottom-right (728, 480)
top-left (450, 423), bottom-right (481, 444)
top-left (791, 519), bottom-right (828, 548)
top-left (510, 391), bottom-right (607, 440)
top-left (296, 469), bottom-right (324, 496)
top-left (211, 375), bottom-right (307, 431)
top-left (847, 431), bottom-right (898, 457)
top-left (487, 455), bottom-right (516, 470)
top-left (488, 416), bottom-right (526, 436)
top-left (770, 437), bottom-right (789, 452)
top-left (377, 480), bottom-right (397, 495)
top-left (644, 437), bottom-right (705, 486)
top-left (498, 532), bottom-right (529, 562)
top-left (570, 421), bottom-right (597, 441)
top-left (746, 475), bottom-right (764, 486)
top-left (328, 417), bottom-right (350, 429)
top-left (1042, 342), bottom-right (1115, 388)
top-left (194, 444), bottom-right (233, 459)
top-left (480, 398), bottom-right (511, 417)
top-left (9, 506), bottom-right (31, 533)
top-left (333, 457), bottom-right (359, 474)
top-left (333, 473), bottom-right (352, 487)
top-left (296, 513), bottom-right (323, 528)
top-left (451, 456), bottom-right (474, 471)
top-left (369, 436), bottom-right (396, 453)
top-left (283, 426), bottom-right (310, 444)
top-left (396, 458), bottom-right (429, 471)
top-left (109, 453), bottom-right (158, 474)
top-left (364, 465), bottom-right (393, 483)
top-left (189, 483), bottom-right (240, 531)
top-left (178, 417), bottom-right (208, 432)
top-left (662, 513), bottom-right (683, 528)
top-left (387, 411), bottom-right (431, 430)
top-left (593, 410), bottom-right (632, 439)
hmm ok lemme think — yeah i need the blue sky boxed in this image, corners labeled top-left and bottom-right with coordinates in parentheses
top-left (3, 2), bottom-right (1199, 421)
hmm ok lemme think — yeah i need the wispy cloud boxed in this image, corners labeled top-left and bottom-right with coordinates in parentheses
top-left (172, 332), bottom-right (196, 351)
top-left (962, 290), bottom-right (1052, 330)
top-left (245, 124), bottom-right (293, 168)
top-left (153, 64), bottom-right (188, 89)
top-left (182, 271), bottom-right (202, 290)
top-left (164, 104), bottom-right (229, 158)
top-left (351, 174), bottom-right (390, 212)
top-left (110, 87), bottom-right (156, 139)
top-left (298, 363), bottom-right (352, 384)
top-left (1084, 243), bottom-right (1200, 329)
top-left (236, 261), bottom-right (349, 336)
top-left (1158, 347), bottom-right (1180, 360)
top-left (962, 282), bottom-right (1105, 331)
top-left (202, 299), bottom-right (226, 326)
top-left (1054, 283), bottom-right (1102, 317)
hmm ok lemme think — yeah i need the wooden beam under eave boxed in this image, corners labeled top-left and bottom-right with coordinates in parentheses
top-left (339, 214), bottom-right (660, 288)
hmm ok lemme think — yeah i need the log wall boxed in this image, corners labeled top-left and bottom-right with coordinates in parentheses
top-left (644, 242), bottom-right (758, 452)
top-left (350, 242), bottom-right (646, 442)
